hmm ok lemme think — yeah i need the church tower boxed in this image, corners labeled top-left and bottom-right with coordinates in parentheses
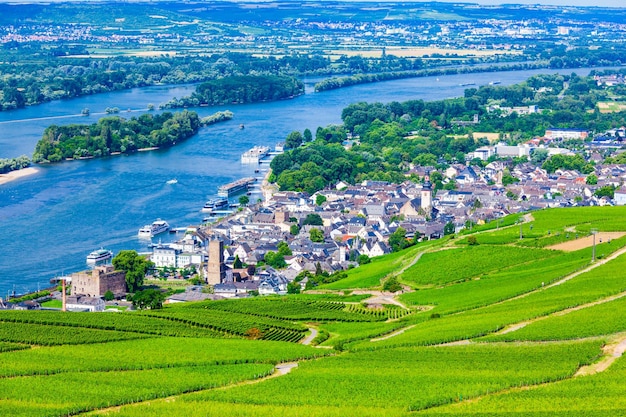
top-left (206, 237), bottom-right (226, 285)
top-left (420, 172), bottom-right (432, 213)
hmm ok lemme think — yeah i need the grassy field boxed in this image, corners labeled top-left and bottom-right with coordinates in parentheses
top-left (2, 206), bottom-right (626, 415)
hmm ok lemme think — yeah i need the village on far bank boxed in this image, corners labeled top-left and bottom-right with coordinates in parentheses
top-left (5, 74), bottom-right (626, 312)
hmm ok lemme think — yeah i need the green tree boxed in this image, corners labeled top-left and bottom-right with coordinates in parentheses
top-left (130, 289), bottom-right (166, 310)
top-left (303, 128), bottom-right (313, 142)
top-left (277, 241), bottom-right (292, 256)
top-left (233, 255), bottom-right (243, 269)
top-left (315, 194), bottom-right (327, 206)
top-left (103, 290), bottom-right (114, 301)
top-left (383, 276), bottom-right (402, 293)
top-left (303, 213), bottom-right (323, 226)
top-left (358, 254), bottom-right (371, 265)
top-left (112, 250), bottom-right (152, 292)
top-left (285, 131), bottom-right (303, 149)
top-left (310, 228), bottom-right (325, 243)
top-left (388, 227), bottom-right (409, 252)
top-left (595, 185), bottom-right (615, 199)
top-left (239, 195), bottom-right (250, 206)
top-left (287, 281), bottom-right (301, 294)
top-left (290, 224), bottom-right (300, 236)
top-left (586, 174), bottom-right (598, 185)
top-left (444, 221), bottom-right (455, 236)
top-left (264, 251), bottom-right (287, 269)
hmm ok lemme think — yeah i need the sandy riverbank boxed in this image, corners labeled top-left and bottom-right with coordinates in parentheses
top-left (0, 167), bottom-right (39, 186)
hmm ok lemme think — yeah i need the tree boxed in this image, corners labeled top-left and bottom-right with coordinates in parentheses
top-left (130, 289), bottom-right (166, 310)
top-left (586, 174), bottom-right (598, 185)
top-left (388, 227), bottom-right (409, 252)
top-left (103, 290), bottom-right (114, 301)
top-left (303, 128), bottom-right (313, 142)
top-left (233, 255), bottom-right (243, 269)
top-left (595, 185), bottom-right (615, 199)
top-left (444, 221), bottom-right (455, 236)
top-left (383, 276), bottom-right (402, 293)
top-left (310, 228), bottom-right (324, 243)
top-left (303, 213), bottom-right (323, 226)
top-left (264, 251), bottom-right (286, 268)
top-left (290, 224), bottom-right (300, 236)
top-left (531, 148), bottom-right (549, 164)
top-left (287, 280), bottom-right (301, 294)
top-left (277, 241), bottom-right (292, 256)
top-left (112, 250), bottom-right (153, 292)
top-left (315, 194), bottom-right (327, 206)
top-left (285, 131), bottom-right (303, 149)
top-left (239, 195), bottom-right (250, 206)
top-left (358, 254), bottom-right (371, 265)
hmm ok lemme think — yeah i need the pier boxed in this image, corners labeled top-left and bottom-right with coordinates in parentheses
top-left (218, 177), bottom-right (256, 197)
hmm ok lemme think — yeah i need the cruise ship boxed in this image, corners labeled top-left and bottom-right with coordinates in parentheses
top-left (202, 197), bottom-right (229, 212)
top-left (86, 248), bottom-right (113, 264)
top-left (138, 219), bottom-right (170, 238)
top-left (241, 146), bottom-right (270, 164)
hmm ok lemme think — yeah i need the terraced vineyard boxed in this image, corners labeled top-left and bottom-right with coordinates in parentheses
top-left (2, 206), bottom-right (626, 416)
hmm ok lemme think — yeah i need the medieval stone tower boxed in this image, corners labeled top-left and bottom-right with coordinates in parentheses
top-left (206, 237), bottom-right (226, 285)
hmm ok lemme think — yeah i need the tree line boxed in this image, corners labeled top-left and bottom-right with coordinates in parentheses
top-left (272, 72), bottom-right (626, 194)
top-left (33, 110), bottom-right (201, 163)
top-left (160, 75), bottom-right (304, 108)
top-left (0, 155), bottom-right (30, 174)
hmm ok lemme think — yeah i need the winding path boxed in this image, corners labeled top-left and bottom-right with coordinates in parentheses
top-left (300, 327), bottom-right (318, 345)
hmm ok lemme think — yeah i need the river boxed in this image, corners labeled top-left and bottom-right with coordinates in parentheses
top-left (0, 67), bottom-right (607, 297)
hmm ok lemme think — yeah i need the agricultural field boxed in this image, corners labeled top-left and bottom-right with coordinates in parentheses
top-left (2, 206), bottom-right (626, 415)
top-left (597, 101), bottom-right (626, 113)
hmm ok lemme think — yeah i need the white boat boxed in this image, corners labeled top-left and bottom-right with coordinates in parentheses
top-left (138, 219), bottom-right (170, 238)
top-left (86, 248), bottom-right (113, 264)
top-left (166, 179), bottom-right (178, 184)
top-left (201, 197), bottom-right (229, 212)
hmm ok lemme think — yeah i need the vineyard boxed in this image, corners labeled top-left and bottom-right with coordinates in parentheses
top-left (2, 206), bottom-right (626, 415)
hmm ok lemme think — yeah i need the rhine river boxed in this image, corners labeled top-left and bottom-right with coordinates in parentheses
top-left (0, 68), bottom-right (605, 296)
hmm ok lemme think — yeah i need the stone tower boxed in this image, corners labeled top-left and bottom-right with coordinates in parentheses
top-left (206, 238), bottom-right (226, 285)
top-left (421, 172), bottom-right (432, 213)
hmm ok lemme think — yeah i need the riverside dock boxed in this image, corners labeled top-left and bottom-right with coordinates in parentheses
top-left (218, 177), bottom-right (256, 197)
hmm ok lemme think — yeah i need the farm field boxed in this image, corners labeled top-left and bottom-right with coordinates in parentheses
top-left (2, 206), bottom-right (626, 415)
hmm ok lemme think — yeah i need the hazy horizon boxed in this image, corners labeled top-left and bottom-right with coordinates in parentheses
top-left (1, 0), bottom-right (625, 8)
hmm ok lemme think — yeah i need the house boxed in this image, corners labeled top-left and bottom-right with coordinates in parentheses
top-left (360, 241), bottom-right (391, 258)
top-left (65, 295), bottom-right (105, 312)
top-left (614, 187), bottom-right (626, 206)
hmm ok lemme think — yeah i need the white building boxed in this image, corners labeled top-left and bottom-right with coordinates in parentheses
top-left (614, 188), bottom-right (626, 206)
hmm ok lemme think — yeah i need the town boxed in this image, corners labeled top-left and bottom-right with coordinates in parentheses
top-left (8, 70), bottom-right (624, 312)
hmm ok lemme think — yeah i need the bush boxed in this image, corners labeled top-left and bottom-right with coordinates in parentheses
top-left (383, 276), bottom-right (403, 293)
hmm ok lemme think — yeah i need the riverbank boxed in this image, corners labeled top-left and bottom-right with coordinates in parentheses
top-left (261, 168), bottom-right (278, 203)
top-left (0, 167), bottom-right (39, 186)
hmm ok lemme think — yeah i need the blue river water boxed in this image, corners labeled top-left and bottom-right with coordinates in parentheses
top-left (0, 67), bottom-right (606, 296)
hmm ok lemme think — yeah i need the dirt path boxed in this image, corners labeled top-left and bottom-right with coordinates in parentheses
top-left (301, 328), bottom-right (318, 345)
top-left (575, 333), bottom-right (626, 376)
top-left (498, 290), bottom-right (626, 335)
top-left (483, 244), bottom-right (626, 316)
top-left (371, 324), bottom-right (416, 342)
top-left (548, 232), bottom-right (626, 252)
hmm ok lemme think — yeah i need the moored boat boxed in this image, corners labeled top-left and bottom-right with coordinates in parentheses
top-left (202, 197), bottom-right (229, 212)
top-left (138, 219), bottom-right (170, 238)
top-left (86, 248), bottom-right (113, 264)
